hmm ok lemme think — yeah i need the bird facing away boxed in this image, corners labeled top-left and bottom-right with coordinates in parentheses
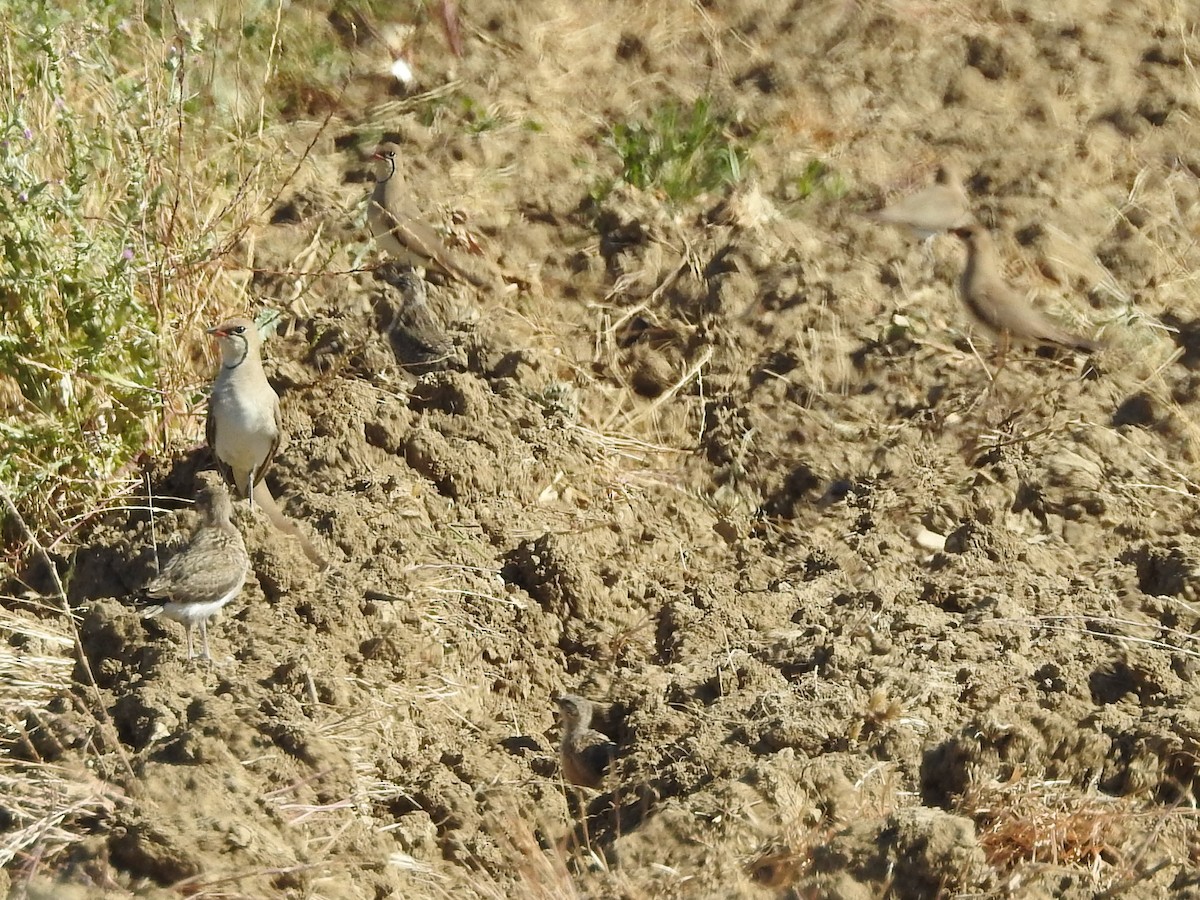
top-left (870, 163), bottom-right (975, 241)
top-left (951, 223), bottom-right (1097, 353)
top-left (368, 141), bottom-right (493, 288)
top-left (206, 317), bottom-right (282, 504)
top-left (554, 694), bottom-right (617, 790)
top-left (143, 473), bottom-right (249, 660)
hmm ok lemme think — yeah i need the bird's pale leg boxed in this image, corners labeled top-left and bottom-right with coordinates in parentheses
top-left (246, 466), bottom-right (258, 509)
top-left (184, 624), bottom-right (195, 660)
top-left (920, 234), bottom-right (938, 268)
top-left (965, 333), bottom-right (996, 384)
top-left (992, 331), bottom-right (1012, 384)
top-left (200, 621), bottom-right (212, 661)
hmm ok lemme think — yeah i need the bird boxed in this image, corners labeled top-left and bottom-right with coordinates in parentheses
top-left (142, 472), bottom-right (249, 661)
top-left (204, 317), bottom-right (329, 568)
top-left (367, 141), bottom-right (494, 288)
top-left (206, 317), bottom-right (282, 506)
top-left (869, 163), bottom-right (974, 241)
top-left (554, 694), bottom-right (617, 790)
top-left (951, 222), bottom-right (1098, 355)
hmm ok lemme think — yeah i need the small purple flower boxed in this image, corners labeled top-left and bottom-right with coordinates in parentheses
top-left (22, 128), bottom-right (31, 140)
top-left (121, 247), bottom-right (134, 260)
top-left (18, 191), bottom-right (27, 202)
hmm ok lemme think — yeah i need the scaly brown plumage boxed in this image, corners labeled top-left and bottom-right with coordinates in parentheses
top-left (554, 694), bottom-right (617, 790)
top-left (143, 472), bottom-right (249, 660)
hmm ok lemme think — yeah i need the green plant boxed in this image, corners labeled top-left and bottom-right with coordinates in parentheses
top-left (596, 96), bottom-right (750, 203)
top-left (789, 158), bottom-right (848, 202)
top-left (0, 2), bottom-right (312, 552)
top-left (460, 95), bottom-right (502, 134)
top-left (0, 8), bottom-right (165, 543)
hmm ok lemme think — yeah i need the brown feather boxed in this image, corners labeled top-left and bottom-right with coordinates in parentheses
top-left (142, 473), bottom-right (249, 659)
top-left (555, 694), bottom-right (617, 790)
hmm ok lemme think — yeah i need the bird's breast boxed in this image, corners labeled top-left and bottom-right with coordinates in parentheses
top-left (211, 378), bottom-right (279, 459)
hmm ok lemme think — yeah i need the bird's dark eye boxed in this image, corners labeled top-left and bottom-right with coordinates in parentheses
top-left (232, 325), bottom-right (246, 335)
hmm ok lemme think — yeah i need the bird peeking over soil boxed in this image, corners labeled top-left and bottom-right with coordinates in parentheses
top-left (141, 472), bottom-right (249, 661)
top-left (950, 222), bottom-right (1099, 356)
top-left (554, 694), bottom-right (618, 791)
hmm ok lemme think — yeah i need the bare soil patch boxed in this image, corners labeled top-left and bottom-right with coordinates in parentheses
top-left (9, 0), bottom-right (1200, 896)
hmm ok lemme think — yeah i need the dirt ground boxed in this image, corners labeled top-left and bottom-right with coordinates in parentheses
top-left (11, 0), bottom-right (1200, 896)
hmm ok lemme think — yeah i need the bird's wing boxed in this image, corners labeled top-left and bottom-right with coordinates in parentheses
top-left (205, 398), bottom-right (237, 493)
top-left (250, 396), bottom-right (283, 489)
top-left (575, 730), bottom-right (617, 780)
top-left (1023, 305), bottom-right (1098, 352)
top-left (372, 181), bottom-right (492, 287)
top-left (969, 279), bottom-right (1096, 352)
top-left (872, 184), bottom-right (971, 233)
top-left (144, 528), bottom-right (248, 606)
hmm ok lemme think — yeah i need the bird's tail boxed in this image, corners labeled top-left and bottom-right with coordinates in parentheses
top-left (1048, 327), bottom-right (1100, 354)
top-left (251, 480), bottom-right (329, 569)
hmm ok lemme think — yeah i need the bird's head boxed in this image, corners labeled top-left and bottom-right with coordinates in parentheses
top-left (554, 694), bottom-right (593, 728)
top-left (372, 142), bottom-right (402, 179)
top-left (194, 471), bottom-right (235, 523)
top-left (206, 317), bottom-right (260, 366)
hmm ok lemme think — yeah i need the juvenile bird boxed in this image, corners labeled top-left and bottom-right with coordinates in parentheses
top-left (870, 163), bottom-right (974, 241)
top-left (206, 317), bottom-right (281, 505)
top-left (554, 694), bottom-right (617, 790)
top-left (142, 473), bottom-right (249, 661)
top-left (368, 141), bottom-right (493, 288)
top-left (951, 222), bottom-right (1097, 354)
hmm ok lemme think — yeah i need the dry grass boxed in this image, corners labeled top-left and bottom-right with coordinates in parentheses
top-left (0, 2), bottom-right (344, 888)
top-left (0, 564), bottom-right (106, 879)
top-left (960, 776), bottom-right (1200, 894)
top-left (443, 817), bottom-right (584, 900)
top-left (0, 4), bottom-right (329, 557)
top-left (0, 485), bottom-right (136, 888)
top-left (7, 0), bottom-right (1200, 897)
top-left (969, 779), bottom-right (1126, 874)
top-left (0, 762), bottom-right (117, 873)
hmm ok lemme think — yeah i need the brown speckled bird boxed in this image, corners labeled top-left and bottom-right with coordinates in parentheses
top-left (554, 694), bottom-right (617, 790)
top-left (951, 222), bottom-right (1097, 354)
top-left (368, 142), bottom-right (492, 288)
top-left (142, 473), bottom-right (249, 660)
